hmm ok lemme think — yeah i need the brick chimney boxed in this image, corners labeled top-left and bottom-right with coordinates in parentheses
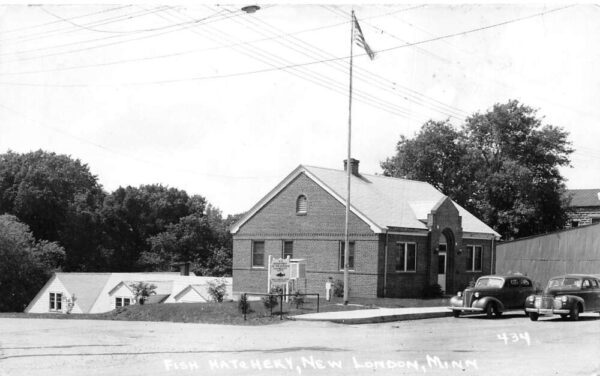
top-left (343, 158), bottom-right (360, 176)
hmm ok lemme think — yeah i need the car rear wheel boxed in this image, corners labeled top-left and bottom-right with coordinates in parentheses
top-left (529, 312), bottom-right (539, 321)
top-left (453, 310), bottom-right (460, 318)
top-left (485, 303), bottom-right (495, 319)
top-left (570, 304), bottom-right (580, 321)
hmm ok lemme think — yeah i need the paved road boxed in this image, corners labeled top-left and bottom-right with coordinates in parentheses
top-left (1, 312), bottom-right (599, 376)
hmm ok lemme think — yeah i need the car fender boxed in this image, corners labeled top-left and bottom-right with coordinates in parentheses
top-left (561, 295), bottom-right (586, 312)
top-left (472, 296), bottom-right (505, 311)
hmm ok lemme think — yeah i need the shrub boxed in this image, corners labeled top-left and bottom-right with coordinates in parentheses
top-left (423, 283), bottom-right (443, 298)
top-left (238, 294), bottom-right (251, 315)
top-left (207, 278), bottom-right (228, 303)
top-left (290, 290), bottom-right (305, 309)
top-left (333, 279), bottom-right (345, 298)
top-left (130, 282), bottom-right (157, 305)
top-left (262, 286), bottom-right (282, 309)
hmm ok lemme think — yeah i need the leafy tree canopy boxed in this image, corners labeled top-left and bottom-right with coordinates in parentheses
top-left (0, 214), bottom-right (65, 311)
top-left (381, 100), bottom-right (573, 239)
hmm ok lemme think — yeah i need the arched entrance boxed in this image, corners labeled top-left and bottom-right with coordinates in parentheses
top-left (437, 229), bottom-right (455, 293)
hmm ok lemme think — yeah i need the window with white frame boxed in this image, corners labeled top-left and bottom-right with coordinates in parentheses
top-left (296, 195), bottom-right (307, 214)
top-left (466, 245), bottom-right (483, 272)
top-left (115, 297), bottom-right (132, 308)
top-left (49, 292), bottom-right (62, 311)
top-left (283, 241), bottom-right (293, 259)
top-left (396, 242), bottom-right (417, 272)
top-left (252, 241), bottom-right (265, 268)
top-left (339, 241), bottom-right (355, 270)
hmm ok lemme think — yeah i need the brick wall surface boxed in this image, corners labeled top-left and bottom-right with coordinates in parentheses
top-left (566, 207), bottom-right (600, 228)
top-left (232, 173), bottom-right (495, 299)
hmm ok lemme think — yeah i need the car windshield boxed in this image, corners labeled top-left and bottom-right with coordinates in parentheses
top-left (475, 277), bottom-right (504, 288)
top-left (547, 278), bottom-right (581, 288)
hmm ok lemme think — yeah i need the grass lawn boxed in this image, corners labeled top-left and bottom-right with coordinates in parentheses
top-left (0, 296), bottom-right (449, 325)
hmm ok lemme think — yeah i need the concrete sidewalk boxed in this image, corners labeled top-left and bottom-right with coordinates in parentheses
top-left (289, 306), bottom-right (452, 324)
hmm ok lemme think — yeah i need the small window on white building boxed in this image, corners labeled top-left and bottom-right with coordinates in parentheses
top-left (296, 195), bottom-right (307, 215)
top-left (49, 292), bottom-right (62, 311)
top-left (115, 297), bottom-right (132, 308)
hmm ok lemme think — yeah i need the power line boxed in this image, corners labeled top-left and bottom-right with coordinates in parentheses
top-left (164, 6), bottom-right (422, 120)
top-left (0, 5), bottom-right (418, 77)
top-left (0, 5), bottom-right (574, 90)
top-left (0, 8), bottom-right (231, 62)
top-left (229, 5), bottom-right (463, 121)
top-left (0, 102), bottom-right (281, 180)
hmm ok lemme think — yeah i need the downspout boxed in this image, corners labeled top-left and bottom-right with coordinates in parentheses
top-left (383, 230), bottom-right (389, 297)
top-left (491, 236), bottom-right (495, 274)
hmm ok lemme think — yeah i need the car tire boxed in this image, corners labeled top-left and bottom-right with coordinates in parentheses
top-left (570, 304), bottom-right (580, 321)
top-left (453, 310), bottom-right (460, 318)
top-left (560, 314), bottom-right (568, 320)
top-left (529, 312), bottom-right (539, 321)
top-left (485, 303), bottom-right (495, 319)
top-left (494, 308), bottom-right (502, 318)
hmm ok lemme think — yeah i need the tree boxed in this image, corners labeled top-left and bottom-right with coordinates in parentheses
top-left (381, 100), bottom-right (573, 239)
top-left (0, 214), bottom-right (65, 312)
top-left (130, 281), bottom-right (157, 305)
top-left (0, 150), bottom-right (105, 271)
top-left (100, 185), bottom-right (206, 271)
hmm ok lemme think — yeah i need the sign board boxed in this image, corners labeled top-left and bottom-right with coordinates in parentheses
top-left (270, 258), bottom-right (290, 283)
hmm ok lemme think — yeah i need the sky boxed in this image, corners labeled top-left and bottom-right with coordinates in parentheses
top-left (1, 3), bottom-right (599, 216)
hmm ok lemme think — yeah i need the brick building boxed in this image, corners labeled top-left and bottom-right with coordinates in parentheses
top-left (231, 160), bottom-right (499, 298)
top-left (565, 189), bottom-right (600, 228)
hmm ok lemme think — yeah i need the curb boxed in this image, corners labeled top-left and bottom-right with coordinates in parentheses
top-left (289, 311), bottom-right (453, 324)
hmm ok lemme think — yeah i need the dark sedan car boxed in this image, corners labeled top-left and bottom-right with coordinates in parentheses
top-left (449, 275), bottom-right (534, 318)
top-left (525, 274), bottom-right (600, 321)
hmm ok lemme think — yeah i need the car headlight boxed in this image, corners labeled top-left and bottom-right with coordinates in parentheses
top-left (474, 292), bottom-right (480, 298)
top-left (561, 296), bottom-right (568, 302)
top-left (457, 291), bottom-right (462, 297)
top-left (527, 295), bottom-right (535, 301)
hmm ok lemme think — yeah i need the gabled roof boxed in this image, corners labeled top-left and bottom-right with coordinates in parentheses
top-left (231, 164), bottom-right (499, 238)
top-left (56, 273), bottom-right (112, 313)
top-left (108, 280), bottom-right (174, 296)
top-left (566, 189), bottom-right (600, 207)
top-left (173, 284), bottom-right (209, 301)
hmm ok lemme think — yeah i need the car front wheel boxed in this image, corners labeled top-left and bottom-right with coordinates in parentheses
top-left (485, 303), bottom-right (495, 319)
top-left (529, 312), bottom-right (539, 321)
top-left (570, 304), bottom-right (580, 321)
top-left (453, 310), bottom-right (460, 318)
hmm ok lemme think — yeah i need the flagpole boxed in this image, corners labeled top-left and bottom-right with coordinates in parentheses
top-left (343, 10), bottom-right (355, 305)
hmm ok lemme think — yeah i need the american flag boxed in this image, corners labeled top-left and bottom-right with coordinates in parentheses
top-left (353, 13), bottom-right (375, 60)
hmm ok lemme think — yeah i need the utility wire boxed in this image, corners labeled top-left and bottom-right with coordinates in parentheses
top-left (163, 6), bottom-right (422, 120)
top-left (0, 5), bottom-right (417, 77)
top-left (0, 102), bottom-right (282, 180)
top-left (0, 8), bottom-right (230, 62)
top-left (227, 5), bottom-right (461, 121)
top-left (0, 6), bottom-right (166, 45)
top-left (0, 5), bottom-right (574, 89)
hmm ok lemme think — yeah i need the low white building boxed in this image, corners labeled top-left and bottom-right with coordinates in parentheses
top-left (25, 272), bottom-right (232, 314)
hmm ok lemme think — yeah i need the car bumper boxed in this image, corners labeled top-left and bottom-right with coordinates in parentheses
top-left (448, 306), bottom-right (484, 312)
top-left (525, 308), bottom-right (570, 315)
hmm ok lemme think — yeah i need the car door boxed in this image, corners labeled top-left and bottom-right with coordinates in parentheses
top-left (504, 278), bottom-right (521, 309)
top-left (518, 278), bottom-right (534, 307)
top-left (579, 278), bottom-right (596, 310)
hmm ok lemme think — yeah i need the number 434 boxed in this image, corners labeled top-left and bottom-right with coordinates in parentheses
top-left (497, 332), bottom-right (530, 346)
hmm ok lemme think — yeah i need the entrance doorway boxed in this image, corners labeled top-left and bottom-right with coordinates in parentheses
top-left (437, 251), bottom-right (447, 293)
